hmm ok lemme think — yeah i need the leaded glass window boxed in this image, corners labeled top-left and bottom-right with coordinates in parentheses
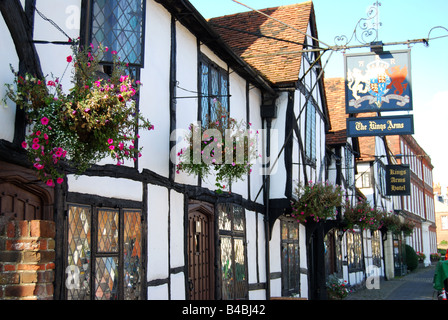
top-left (346, 230), bottom-right (364, 271)
top-left (90, 0), bottom-right (145, 65)
top-left (199, 55), bottom-right (229, 127)
top-left (67, 204), bottom-right (143, 300)
top-left (218, 204), bottom-right (247, 300)
top-left (281, 219), bottom-right (300, 297)
top-left (305, 100), bottom-right (316, 163)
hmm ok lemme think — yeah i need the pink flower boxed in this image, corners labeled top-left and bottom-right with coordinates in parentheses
top-left (32, 143), bottom-right (40, 150)
top-left (109, 145), bottom-right (115, 150)
top-left (107, 139), bottom-right (114, 144)
top-left (47, 81), bottom-right (56, 87)
top-left (66, 55), bottom-right (73, 63)
top-left (41, 117), bottom-right (49, 125)
top-left (33, 138), bottom-right (39, 144)
top-left (21, 141), bottom-right (28, 149)
top-left (118, 142), bottom-right (124, 151)
top-left (111, 50), bottom-right (117, 55)
top-left (95, 80), bottom-right (101, 88)
top-left (46, 179), bottom-right (54, 187)
top-left (56, 177), bottom-right (64, 184)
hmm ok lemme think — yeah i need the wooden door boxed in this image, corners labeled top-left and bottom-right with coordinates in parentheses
top-left (0, 182), bottom-right (43, 221)
top-left (188, 202), bottom-right (214, 300)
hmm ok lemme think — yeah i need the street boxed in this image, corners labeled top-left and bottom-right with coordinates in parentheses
top-left (345, 265), bottom-right (438, 300)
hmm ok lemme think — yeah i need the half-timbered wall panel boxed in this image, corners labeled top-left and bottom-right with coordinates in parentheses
top-left (139, 1), bottom-right (171, 177)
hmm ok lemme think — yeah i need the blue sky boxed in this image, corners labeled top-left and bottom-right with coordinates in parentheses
top-left (190, 0), bottom-right (448, 187)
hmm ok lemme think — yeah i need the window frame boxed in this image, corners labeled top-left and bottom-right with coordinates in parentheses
top-left (198, 54), bottom-right (230, 127)
top-left (83, 0), bottom-right (146, 67)
top-left (64, 194), bottom-right (145, 300)
top-left (305, 100), bottom-right (317, 165)
top-left (217, 203), bottom-right (248, 300)
top-left (280, 218), bottom-right (301, 297)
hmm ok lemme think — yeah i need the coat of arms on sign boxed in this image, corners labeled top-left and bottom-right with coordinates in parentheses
top-left (345, 51), bottom-right (412, 113)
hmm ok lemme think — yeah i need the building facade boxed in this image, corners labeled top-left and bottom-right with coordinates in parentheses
top-left (0, 0), bottom-right (338, 300)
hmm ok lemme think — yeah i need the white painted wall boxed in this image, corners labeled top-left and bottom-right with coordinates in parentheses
top-left (139, 1), bottom-right (171, 177)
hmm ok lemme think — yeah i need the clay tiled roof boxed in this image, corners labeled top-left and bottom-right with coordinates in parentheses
top-left (325, 78), bottom-right (347, 145)
top-left (208, 1), bottom-right (314, 86)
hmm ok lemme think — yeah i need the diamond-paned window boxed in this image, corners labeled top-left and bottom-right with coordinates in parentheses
top-left (67, 204), bottom-right (143, 300)
top-left (90, 0), bottom-right (145, 65)
top-left (218, 203), bottom-right (247, 300)
top-left (199, 55), bottom-right (229, 126)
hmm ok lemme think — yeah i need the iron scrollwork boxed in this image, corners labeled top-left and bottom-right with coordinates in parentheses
top-left (334, 1), bottom-right (382, 47)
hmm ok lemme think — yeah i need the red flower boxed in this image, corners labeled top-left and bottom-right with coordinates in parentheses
top-left (66, 55), bottom-right (73, 63)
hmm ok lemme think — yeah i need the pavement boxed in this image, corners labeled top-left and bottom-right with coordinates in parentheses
top-left (344, 264), bottom-right (439, 300)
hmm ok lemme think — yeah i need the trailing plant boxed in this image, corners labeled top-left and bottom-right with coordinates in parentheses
top-left (326, 274), bottom-right (350, 300)
top-left (291, 181), bottom-right (343, 223)
top-left (380, 213), bottom-right (402, 234)
top-left (3, 39), bottom-right (153, 186)
top-left (416, 251), bottom-right (426, 261)
top-left (342, 198), bottom-right (384, 231)
top-left (176, 100), bottom-right (259, 191)
top-left (400, 220), bottom-right (415, 236)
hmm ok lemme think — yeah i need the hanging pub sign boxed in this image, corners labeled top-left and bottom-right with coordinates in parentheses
top-left (385, 164), bottom-right (411, 196)
top-left (345, 50), bottom-right (412, 114)
top-left (346, 114), bottom-right (414, 137)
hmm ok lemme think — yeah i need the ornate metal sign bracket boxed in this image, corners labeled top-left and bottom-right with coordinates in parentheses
top-left (334, 1), bottom-right (382, 48)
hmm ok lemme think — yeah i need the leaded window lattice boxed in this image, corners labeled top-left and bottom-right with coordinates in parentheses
top-left (218, 203), bottom-right (247, 300)
top-left (281, 219), bottom-right (300, 297)
top-left (90, 0), bottom-right (145, 65)
top-left (199, 56), bottom-right (229, 126)
top-left (66, 204), bottom-right (142, 300)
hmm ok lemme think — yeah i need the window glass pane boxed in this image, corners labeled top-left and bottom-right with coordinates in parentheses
top-left (124, 210), bottom-right (142, 299)
top-left (234, 238), bottom-right (247, 299)
top-left (220, 236), bottom-right (233, 300)
top-left (201, 63), bottom-right (209, 124)
top-left (218, 204), bottom-right (232, 231)
top-left (305, 102), bottom-right (316, 160)
top-left (233, 206), bottom-right (244, 231)
top-left (95, 257), bottom-right (119, 300)
top-left (91, 0), bottom-right (144, 65)
top-left (67, 205), bottom-right (91, 300)
top-left (97, 209), bottom-right (119, 252)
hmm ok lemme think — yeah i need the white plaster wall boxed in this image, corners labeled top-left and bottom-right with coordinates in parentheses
top-left (257, 212), bottom-right (267, 283)
top-left (0, 13), bottom-right (18, 142)
top-left (147, 284), bottom-right (168, 300)
top-left (66, 175), bottom-right (142, 201)
top-left (269, 219), bottom-right (282, 297)
top-left (246, 210), bottom-right (257, 285)
top-left (229, 70), bottom-right (248, 198)
top-left (170, 272), bottom-right (186, 300)
top-left (173, 21), bottom-right (199, 187)
top-left (139, 1), bottom-right (171, 177)
top-left (147, 184), bottom-right (169, 281)
top-left (170, 189), bottom-right (185, 268)
top-left (268, 92), bottom-right (288, 199)
top-left (249, 88), bottom-right (264, 204)
top-left (249, 289), bottom-right (266, 300)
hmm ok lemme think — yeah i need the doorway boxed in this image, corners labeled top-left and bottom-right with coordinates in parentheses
top-left (187, 201), bottom-right (215, 300)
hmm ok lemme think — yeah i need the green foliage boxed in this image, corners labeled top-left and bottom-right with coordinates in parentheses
top-left (343, 197), bottom-right (384, 231)
top-left (405, 244), bottom-right (419, 271)
top-left (291, 181), bottom-right (343, 223)
top-left (326, 274), bottom-right (350, 299)
top-left (3, 40), bottom-right (153, 186)
top-left (176, 100), bottom-right (259, 191)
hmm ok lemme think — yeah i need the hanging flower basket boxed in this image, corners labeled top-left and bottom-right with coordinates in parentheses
top-left (342, 198), bottom-right (384, 231)
top-left (291, 181), bottom-right (343, 223)
top-left (382, 213), bottom-right (403, 234)
top-left (3, 39), bottom-right (153, 186)
top-left (176, 100), bottom-right (259, 191)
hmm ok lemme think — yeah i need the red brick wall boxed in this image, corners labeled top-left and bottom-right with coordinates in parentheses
top-left (0, 220), bottom-right (55, 300)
